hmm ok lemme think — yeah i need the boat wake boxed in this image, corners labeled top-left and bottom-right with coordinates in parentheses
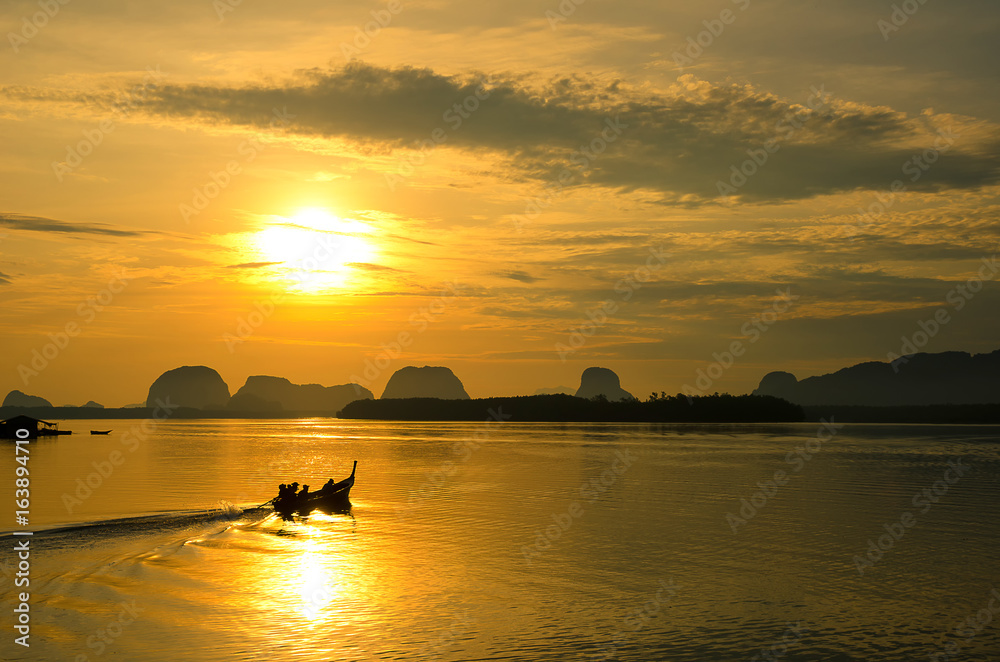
top-left (8, 506), bottom-right (274, 553)
top-left (4, 505), bottom-right (360, 662)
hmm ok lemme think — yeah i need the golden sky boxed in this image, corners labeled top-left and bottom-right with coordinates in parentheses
top-left (2, 0), bottom-right (999, 406)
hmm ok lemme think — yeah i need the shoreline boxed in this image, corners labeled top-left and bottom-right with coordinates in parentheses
top-left (4, 396), bottom-right (999, 424)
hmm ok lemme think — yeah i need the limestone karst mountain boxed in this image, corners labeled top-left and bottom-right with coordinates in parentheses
top-left (574, 367), bottom-right (636, 402)
top-left (145, 366), bottom-right (231, 409)
top-left (2, 390), bottom-right (53, 408)
top-left (380, 366), bottom-right (470, 400)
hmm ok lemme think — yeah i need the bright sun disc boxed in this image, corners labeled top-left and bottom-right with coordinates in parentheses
top-left (253, 209), bottom-right (375, 293)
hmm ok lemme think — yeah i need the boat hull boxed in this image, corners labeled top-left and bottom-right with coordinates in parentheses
top-left (273, 461), bottom-right (356, 518)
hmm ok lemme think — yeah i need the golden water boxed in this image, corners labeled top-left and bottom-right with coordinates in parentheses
top-left (2, 420), bottom-right (999, 661)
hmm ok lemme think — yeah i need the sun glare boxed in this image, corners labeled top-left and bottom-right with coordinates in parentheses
top-left (253, 208), bottom-right (375, 293)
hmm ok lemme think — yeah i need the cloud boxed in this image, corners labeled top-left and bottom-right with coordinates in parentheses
top-left (225, 261), bottom-right (283, 269)
top-left (0, 271), bottom-right (11, 285)
top-left (345, 262), bottom-right (405, 272)
top-left (0, 213), bottom-right (158, 237)
top-left (18, 63), bottom-right (999, 205)
top-left (496, 270), bottom-right (543, 283)
top-left (384, 233), bottom-right (439, 246)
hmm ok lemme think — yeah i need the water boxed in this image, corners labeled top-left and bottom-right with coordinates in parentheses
top-left (2, 419), bottom-right (999, 661)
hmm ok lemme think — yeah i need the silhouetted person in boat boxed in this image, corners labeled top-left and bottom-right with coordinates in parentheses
top-left (300, 485), bottom-right (310, 500)
top-left (320, 478), bottom-right (335, 494)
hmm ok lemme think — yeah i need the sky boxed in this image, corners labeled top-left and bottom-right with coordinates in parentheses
top-left (1, 0), bottom-right (999, 407)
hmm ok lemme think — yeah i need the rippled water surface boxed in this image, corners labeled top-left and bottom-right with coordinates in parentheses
top-left (2, 419), bottom-right (999, 661)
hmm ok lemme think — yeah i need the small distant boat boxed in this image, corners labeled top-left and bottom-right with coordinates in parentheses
top-left (90, 430), bottom-right (112, 435)
top-left (272, 461), bottom-right (357, 518)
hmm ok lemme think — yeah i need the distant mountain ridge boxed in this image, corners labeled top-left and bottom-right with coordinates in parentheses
top-left (753, 349), bottom-right (1000, 406)
top-left (341, 393), bottom-right (803, 422)
top-left (231, 375), bottom-right (373, 412)
top-left (535, 386), bottom-right (576, 395)
top-left (2, 390), bottom-right (52, 408)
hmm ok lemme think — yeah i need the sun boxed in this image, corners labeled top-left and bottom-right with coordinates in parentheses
top-left (253, 208), bottom-right (376, 293)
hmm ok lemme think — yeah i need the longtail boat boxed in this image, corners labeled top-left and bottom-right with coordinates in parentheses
top-left (273, 461), bottom-right (357, 518)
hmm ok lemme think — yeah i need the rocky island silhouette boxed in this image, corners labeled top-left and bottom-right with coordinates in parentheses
top-left (4, 350), bottom-right (999, 423)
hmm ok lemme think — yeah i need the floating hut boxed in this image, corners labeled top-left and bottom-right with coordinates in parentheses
top-left (0, 415), bottom-right (67, 439)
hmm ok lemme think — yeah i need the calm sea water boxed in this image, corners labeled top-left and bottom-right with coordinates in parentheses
top-left (1, 419), bottom-right (999, 661)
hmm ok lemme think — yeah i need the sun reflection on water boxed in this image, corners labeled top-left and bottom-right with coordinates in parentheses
top-left (296, 520), bottom-right (340, 622)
